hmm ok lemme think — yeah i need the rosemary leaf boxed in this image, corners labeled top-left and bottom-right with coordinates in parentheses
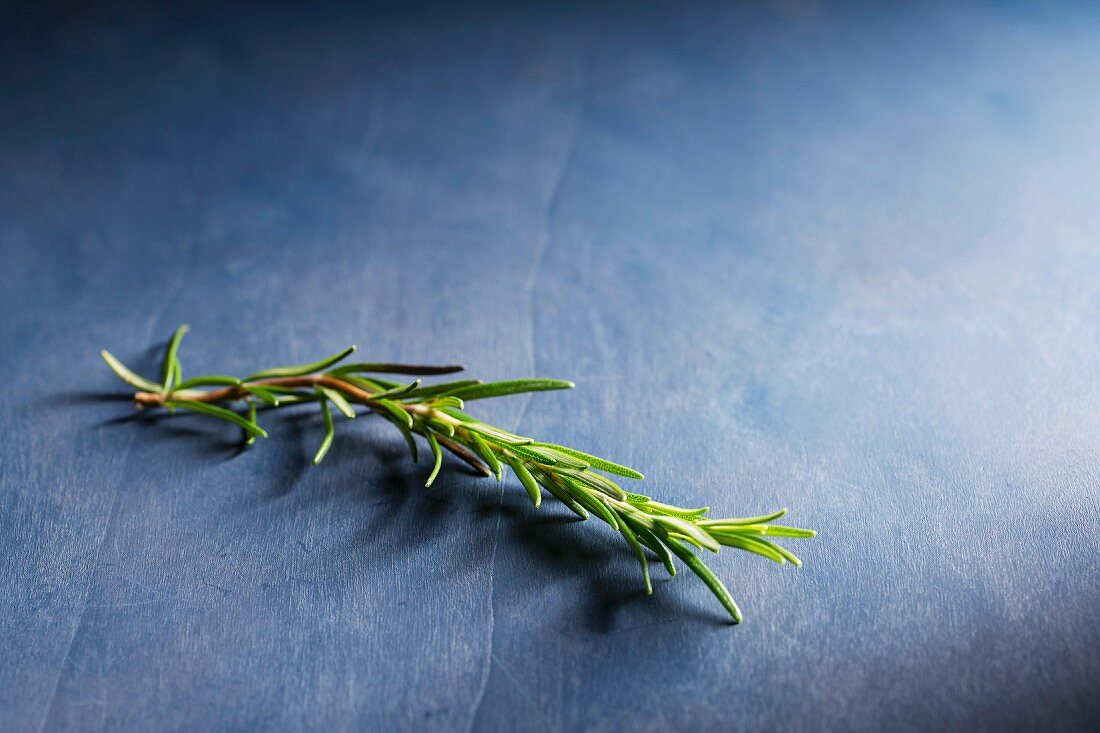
top-left (460, 422), bottom-right (532, 446)
top-left (378, 411), bottom-right (418, 463)
top-left (329, 362), bottom-right (464, 376)
top-left (170, 355), bottom-right (182, 389)
top-left (318, 386), bottom-right (355, 418)
top-left (651, 514), bottom-right (720, 553)
top-left (435, 405), bottom-right (480, 423)
top-left (524, 446), bottom-right (589, 469)
top-left (447, 379), bottom-right (574, 401)
top-left (503, 454), bottom-right (541, 509)
top-left (165, 399), bottom-right (267, 439)
top-left (244, 385), bottom-right (281, 406)
top-left (428, 396), bottom-right (465, 410)
top-left (366, 379), bottom-right (422, 400)
top-left (160, 325), bottom-right (189, 392)
top-left (399, 380), bottom-right (482, 400)
top-left (436, 435), bottom-right (490, 476)
top-left (338, 374), bottom-right (387, 393)
top-left (372, 398), bottom-right (413, 429)
top-left (504, 443), bottom-right (560, 465)
top-left (244, 345), bottom-right (355, 380)
top-left (713, 533), bottom-right (798, 566)
top-left (101, 350), bottom-right (162, 392)
top-left (529, 443), bottom-right (644, 479)
top-left (622, 516), bottom-right (676, 576)
top-left (556, 467), bottom-right (627, 500)
top-left (645, 501), bottom-right (711, 521)
top-left (245, 400), bottom-right (257, 445)
top-left (425, 417), bottom-right (455, 438)
top-left (312, 393), bottom-right (335, 465)
top-left (364, 376), bottom-right (402, 390)
top-left (467, 431), bottom-right (501, 480)
top-left (557, 475), bottom-right (619, 529)
top-left (663, 536), bottom-right (742, 623)
top-left (709, 523), bottom-right (816, 538)
top-left (766, 541), bottom-right (804, 566)
top-left (172, 375), bottom-right (242, 390)
top-left (424, 429), bottom-right (442, 487)
top-left (698, 508), bottom-right (789, 527)
top-left (616, 512), bottom-right (652, 594)
top-left (529, 467), bottom-right (589, 520)
top-left (268, 393), bottom-right (320, 404)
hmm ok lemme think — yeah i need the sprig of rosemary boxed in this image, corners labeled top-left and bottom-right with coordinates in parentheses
top-left (102, 326), bottom-right (815, 622)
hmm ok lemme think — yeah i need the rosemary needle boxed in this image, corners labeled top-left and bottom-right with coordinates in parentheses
top-left (102, 327), bottom-right (815, 623)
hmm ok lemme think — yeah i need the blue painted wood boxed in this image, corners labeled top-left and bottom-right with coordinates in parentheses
top-left (2, 1), bottom-right (1098, 730)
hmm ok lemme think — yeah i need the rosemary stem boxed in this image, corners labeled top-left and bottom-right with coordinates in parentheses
top-left (105, 329), bottom-right (815, 623)
top-left (135, 376), bottom-right (491, 476)
top-left (136, 374), bottom-right (376, 409)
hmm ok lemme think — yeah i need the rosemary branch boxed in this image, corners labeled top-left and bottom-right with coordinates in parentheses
top-left (102, 325), bottom-right (815, 622)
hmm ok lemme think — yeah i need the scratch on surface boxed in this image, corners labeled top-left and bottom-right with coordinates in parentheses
top-left (202, 578), bottom-right (233, 595)
top-left (86, 598), bottom-right (159, 610)
top-left (490, 652), bottom-right (553, 731)
top-left (523, 87), bottom-right (582, 304)
top-left (37, 427), bottom-right (128, 731)
top-left (604, 618), bottom-right (682, 638)
top-left (466, 48), bottom-right (586, 733)
top-left (37, 255), bottom-right (194, 732)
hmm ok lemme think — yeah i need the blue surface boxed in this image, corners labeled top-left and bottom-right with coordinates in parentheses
top-left (2, 1), bottom-right (1098, 730)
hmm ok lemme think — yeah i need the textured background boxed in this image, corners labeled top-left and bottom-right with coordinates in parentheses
top-left (1, 1), bottom-right (1098, 730)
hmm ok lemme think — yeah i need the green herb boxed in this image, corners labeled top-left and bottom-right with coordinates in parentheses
top-left (102, 326), bottom-right (815, 623)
